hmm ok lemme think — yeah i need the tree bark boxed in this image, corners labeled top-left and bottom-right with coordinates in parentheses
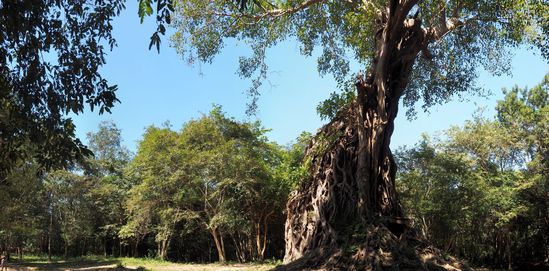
top-left (48, 207), bottom-right (53, 262)
top-left (104, 237), bottom-right (107, 257)
top-left (260, 212), bottom-right (271, 261)
top-left (255, 222), bottom-right (261, 260)
top-left (133, 239), bottom-right (139, 257)
top-left (211, 228), bottom-right (226, 263)
top-left (162, 237), bottom-right (171, 260)
top-left (17, 246), bottom-right (22, 260)
top-left (279, 1), bottom-right (469, 270)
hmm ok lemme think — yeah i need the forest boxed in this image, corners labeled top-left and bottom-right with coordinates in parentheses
top-left (1, 0), bottom-right (548, 270)
top-left (0, 75), bottom-right (547, 270)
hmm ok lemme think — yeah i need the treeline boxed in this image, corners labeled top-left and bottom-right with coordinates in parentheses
top-left (0, 76), bottom-right (547, 268)
top-left (0, 106), bottom-right (310, 263)
top-left (396, 75), bottom-right (548, 269)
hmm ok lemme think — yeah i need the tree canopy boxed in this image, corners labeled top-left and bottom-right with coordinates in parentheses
top-left (0, 0), bottom-right (125, 180)
top-left (141, 0), bottom-right (547, 114)
top-left (121, 107), bottom-right (295, 261)
top-left (396, 74), bottom-right (549, 267)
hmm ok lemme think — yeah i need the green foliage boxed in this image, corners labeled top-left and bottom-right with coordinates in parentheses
top-left (0, 107), bottom-right (311, 261)
top-left (1, 73), bottom-right (546, 266)
top-left (0, 121), bottom-right (135, 259)
top-left (396, 74), bottom-right (549, 267)
top-left (46, 170), bottom-right (97, 256)
top-left (137, 0), bottom-right (174, 51)
top-left (139, 0), bottom-right (548, 115)
top-left (317, 89), bottom-right (356, 121)
top-left (87, 121), bottom-right (132, 176)
top-left (0, 0), bottom-right (125, 179)
top-left (273, 132), bottom-right (312, 190)
top-left (122, 106), bottom-right (289, 261)
top-left (0, 164), bottom-right (45, 253)
top-left (85, 122), bottom-right (133, 255)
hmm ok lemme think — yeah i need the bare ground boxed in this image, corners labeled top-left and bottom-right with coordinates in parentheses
top-left (4, 261), bottom-right (275, 271)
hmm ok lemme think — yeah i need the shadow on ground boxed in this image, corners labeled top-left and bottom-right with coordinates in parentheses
top-left (6, 260), bottom-right (147, 271)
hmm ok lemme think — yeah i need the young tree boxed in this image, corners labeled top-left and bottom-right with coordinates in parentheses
top-left (495, 74), bottom-right (549, 266)
top-left (0, 164), bottom-right (45, 260)
top-left (45, 170), bottom-right (96, 259)
top-left (121, 124), bottom-right (179, 258)
top-left (175, 108), bottom-right (278, 262)
top-left (86, 121), bottom-right (132, 257)
top-left (141, 0), bottom-right (547, 269)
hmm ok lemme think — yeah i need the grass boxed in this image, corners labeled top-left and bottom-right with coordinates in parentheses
top-left (8, 255), bottom-right (277, 271)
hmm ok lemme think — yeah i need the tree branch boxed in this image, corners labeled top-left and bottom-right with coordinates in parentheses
top-left (210, 0), bottom-right (327, 21)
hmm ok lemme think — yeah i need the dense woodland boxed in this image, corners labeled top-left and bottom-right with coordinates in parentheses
top-left (0, 75), bottom-right (547, 269)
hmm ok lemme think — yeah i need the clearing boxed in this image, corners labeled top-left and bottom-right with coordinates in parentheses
top-left (4, 256), bottom-right (276, 271)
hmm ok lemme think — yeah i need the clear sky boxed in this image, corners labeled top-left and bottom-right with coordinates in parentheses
top-left (72, 4), bottom-right (548, 153)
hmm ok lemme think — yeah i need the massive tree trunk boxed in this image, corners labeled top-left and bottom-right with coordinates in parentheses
top-left (278, 1), bottom-right (468, 270)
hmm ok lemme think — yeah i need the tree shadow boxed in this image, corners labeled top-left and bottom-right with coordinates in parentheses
top-left (7, 260), bottom-right (149, 271)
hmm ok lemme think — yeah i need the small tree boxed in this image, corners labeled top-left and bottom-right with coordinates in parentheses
top-left (122, 125), bottom-right (179, 258)
top-left (86, 121), bottom-right (132, 257)
top-left (46, 171), bottom-right (96, 258)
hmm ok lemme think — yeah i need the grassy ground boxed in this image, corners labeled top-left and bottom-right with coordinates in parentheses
top-left (5, 255), bottom-right (277, 271)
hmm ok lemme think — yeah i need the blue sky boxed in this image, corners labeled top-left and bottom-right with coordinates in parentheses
top-left (72, 4), bottom-right (548, 152)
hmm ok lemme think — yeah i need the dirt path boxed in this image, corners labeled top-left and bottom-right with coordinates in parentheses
top-left (4, 262), bottom-right (275, 271)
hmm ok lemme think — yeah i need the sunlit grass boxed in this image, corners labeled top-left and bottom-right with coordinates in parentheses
top-left (14, 255), bottom-right (277, 271)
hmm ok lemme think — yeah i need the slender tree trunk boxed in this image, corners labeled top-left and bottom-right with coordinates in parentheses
top-left (220, 232), bottom-right (226, 261)
top-left (17, 246), bottom-right (22, 260)
top-left (158, 237), bottom-right (170, 260)
top-left (133, 238), bottom-right (139, 257)
top-left (544, 193), bottom-right (549, 264)
top-left (211, 228), bottom-right (226, 263)
top-left (231, 233), bottom-right (245, 263)
top-left (247, 232), bottom-right (253, 261)
top-left (118, 238), bottom-right (122, 257)
top-left (507, 231), bottom-right (512, 270)
top-left (48, 208), bottom-right (53, 262)
top-left (81, 239), bottom-right (86, 256)
top-left (157, 242), bottom-right (161, 258)
top-left (255, 222), bottom-right (261, 260)
top-left (257, 211), bottom-right (273, 261)
top-left (231, 234), bottom-right (241, 263)
top-left (421, 216), bottom-right (430, 239)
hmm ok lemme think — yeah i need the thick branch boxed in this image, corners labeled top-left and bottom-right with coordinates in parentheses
top-left (428, 16), bottom-right (464, 41)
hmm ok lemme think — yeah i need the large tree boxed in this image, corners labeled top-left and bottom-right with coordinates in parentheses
top-left (0, 0), bottom-right (124, 180)
top-left (142, 0), bottom-right (547, 269)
